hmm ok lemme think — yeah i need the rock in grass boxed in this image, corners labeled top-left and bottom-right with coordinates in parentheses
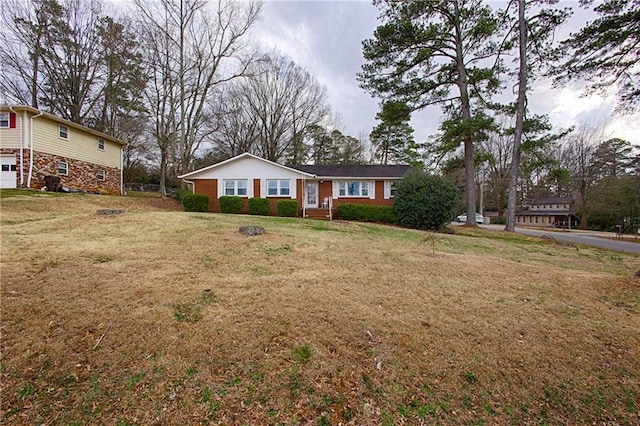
top-left (96, 209), bottom-right (124, 215)
top-left (239, 226), bottom-right (266, 236)
top-left (635, 270), bottom-right (640, 278)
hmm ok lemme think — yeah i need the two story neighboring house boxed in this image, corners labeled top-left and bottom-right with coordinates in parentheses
top-left (0, 105), bottom-right (125, 193)
top-left (515, 197), bottom-right (577, 228)
top-left (178, 153), bottom-right (411, 218)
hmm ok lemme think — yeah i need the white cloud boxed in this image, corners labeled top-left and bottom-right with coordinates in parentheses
top-left (251, 0), bottom-right (640, 148)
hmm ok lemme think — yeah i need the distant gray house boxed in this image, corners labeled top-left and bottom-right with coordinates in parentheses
top-left (515, 197), bottom-right (578, 228)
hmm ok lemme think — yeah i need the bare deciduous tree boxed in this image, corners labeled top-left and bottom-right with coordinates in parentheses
top-left (134, 0), bottom-right (261, 193)
top-left (1, 0), bottom-right (66, 107)
top-left (558, 121), bottom-right (608, 229)
top-left (225, 53), bottom-right (330, 163)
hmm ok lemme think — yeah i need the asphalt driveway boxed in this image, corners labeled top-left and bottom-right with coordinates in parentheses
top-left (455, 223), bottom-right (640, 255)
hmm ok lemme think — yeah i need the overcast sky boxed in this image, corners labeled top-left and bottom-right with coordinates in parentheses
top-left (251, 0), bottom-right (639, 146)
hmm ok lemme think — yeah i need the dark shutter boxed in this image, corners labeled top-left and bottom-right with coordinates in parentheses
top-left (9, 113), bottom-right (16, 128)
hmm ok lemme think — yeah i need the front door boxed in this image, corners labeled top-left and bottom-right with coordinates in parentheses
top-left (305, 181), bottom-right (318, 208)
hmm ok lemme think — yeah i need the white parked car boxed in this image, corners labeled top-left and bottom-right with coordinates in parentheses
top-left (456, 213), bottom-right (484, 224)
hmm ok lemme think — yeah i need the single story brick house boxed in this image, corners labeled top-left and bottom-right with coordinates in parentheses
top-left (0, 105), bottom-right (125, 193)
top-left (178, 153), bottom-right (411, 218)
top-left (515, 197), bottom-right (578, 228)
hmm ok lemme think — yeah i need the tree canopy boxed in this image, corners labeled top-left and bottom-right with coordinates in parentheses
top-left (359, 0), bottom-right (502, 225)
top-left (555, 0), bottom-right (640, 113)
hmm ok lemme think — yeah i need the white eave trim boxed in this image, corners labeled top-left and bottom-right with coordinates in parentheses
top-left (314, 176), bottom-right (405, 180)
top-left (178, 152), bottom-right (316, 179)
top-left (0, 105), bottom-right (126, 146)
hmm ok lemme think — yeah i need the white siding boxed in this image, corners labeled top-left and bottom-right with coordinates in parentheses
top-left (188, 156), bottom-right (305, 198)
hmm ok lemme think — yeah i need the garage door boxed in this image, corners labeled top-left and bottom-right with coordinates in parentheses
top-left (1, 155), bottom-right (17, 189)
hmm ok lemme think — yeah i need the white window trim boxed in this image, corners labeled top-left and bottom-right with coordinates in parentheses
top-left (57, 162), bottom-right (68, 176)
top-left (98, 138), bottom-right (105, 151)
top-left (266, 179), bottom-right (291, 197)
top-left (223, 179), bottom-right (248, 197)
top-left (384, 180), bottom-right (399, 199)
top-left (59, 124), bottom-right (68, 139)
top-left (0, 112), bottom-right (9, 128)
top-left (335, 180), bottom-right (374, 198)
top-left (97, 170), bottom-right (106, 181)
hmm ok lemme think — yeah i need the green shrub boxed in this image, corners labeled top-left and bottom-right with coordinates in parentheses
top-left (248, 197), bottom-right (270, 216)
top-left (337, 204), bottom-right (397, 224)
top-left (393, 169), bottom-right (458, 230)
top-left (182, 193), bottom-right (210, 212)
top-left (173, 188), bottom-right (192, 202)
top-left (277, 200), bottom-right (298, 217)
top-left (491, 216), bottom-right (506, 225)
top-left (219, 196), bottom-right (244, 214)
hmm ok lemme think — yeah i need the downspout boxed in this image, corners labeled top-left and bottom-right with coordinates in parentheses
top-left (120, 144), bottom-right (124, 195)
top-left (301, 174), bottom-right (306, 219)
top-left (20, 110), bottom-right (27, 185)
top-left (27, 111), bottom-right (44, 188)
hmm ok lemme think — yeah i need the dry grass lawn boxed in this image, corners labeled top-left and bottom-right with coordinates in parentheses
top-left (1, 192), bottom-right (639, 425)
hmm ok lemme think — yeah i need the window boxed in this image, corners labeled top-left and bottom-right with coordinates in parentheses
top-left (338, 181), bottom-right (369, 197)
top-left (59, 125), bottom-right (68, 139)
top-left (0, 112), bottom-right (8, 128)
top-left (97, 170), bottom-right (105, 180)
top-left (389, 181), bottom-right (397, 197)
top-left (267, 179), bottom-right (290, 196)
top-left (224, 179), bottom-right (247, 196)
top-left (57, 162), bottom-right (68, 175)
top-left (98, 138), bottom-right (105, 151)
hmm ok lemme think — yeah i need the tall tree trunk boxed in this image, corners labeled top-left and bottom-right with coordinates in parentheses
top-left (505, 0), bottom-right (528, 232)
top-left (160, 146), bottom-right (168, 197)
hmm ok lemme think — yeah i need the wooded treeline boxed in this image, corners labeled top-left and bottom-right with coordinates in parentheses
top-left (1, 0), bottom-right (638, 232)
top-left (359, 0), bottom-right (639, 232)
top-left (1, 0), bottom-right (369, 188)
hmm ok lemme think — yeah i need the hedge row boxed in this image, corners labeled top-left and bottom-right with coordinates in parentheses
top-left (277, 200), bottom-right (298, 217)
top-left (195, 194), bottom-right (298, 217)
top-left (337, 203), bottom-right (397, 224)
top-left (182, 193), bottom-right (209, 212)
top-left (248, 197), bottom-right (270, 215)
top-left (219, 196), bottom-right (244, 213)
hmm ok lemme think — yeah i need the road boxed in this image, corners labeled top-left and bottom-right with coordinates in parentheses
top-left (476, 224), bottom-right (640, 255)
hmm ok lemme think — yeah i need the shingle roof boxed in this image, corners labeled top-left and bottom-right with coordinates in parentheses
top-left (527, 197), bottom-right (575, 205)
top-left (289, 164), bottom-right (412, 178)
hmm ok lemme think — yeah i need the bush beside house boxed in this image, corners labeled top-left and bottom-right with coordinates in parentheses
top-left (182, 193), bottom-right (210, 212)
top-left (393, 170), bottom-right (458, 230)
top-left (248, 198), bottom-right (270, 216)
top-left (277, 200), bottom-right (298, 217)
top-left (337, 204), bottom-right (397, 224)
top-left (219, 196), bottom-right (244, 214)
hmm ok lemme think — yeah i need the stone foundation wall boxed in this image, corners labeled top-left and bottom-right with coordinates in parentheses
top-left (0, 148), bottom-right (121, 193)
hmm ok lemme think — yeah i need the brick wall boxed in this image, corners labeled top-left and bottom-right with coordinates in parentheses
top-left (193, 179), bottom-right (218, 211)
top-left (0, 148), bottom-right (120, 193)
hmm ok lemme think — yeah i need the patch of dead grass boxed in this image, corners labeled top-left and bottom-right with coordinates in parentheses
top-left (1, 196), bottom-right (639, 425)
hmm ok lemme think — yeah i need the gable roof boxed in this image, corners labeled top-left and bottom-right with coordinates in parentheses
top-left (289, 164), bottom-right (412, 179)
top-left (1, 105), bottom-right (126, 146)
top-left (178, 152), bottom-right (315, 179)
